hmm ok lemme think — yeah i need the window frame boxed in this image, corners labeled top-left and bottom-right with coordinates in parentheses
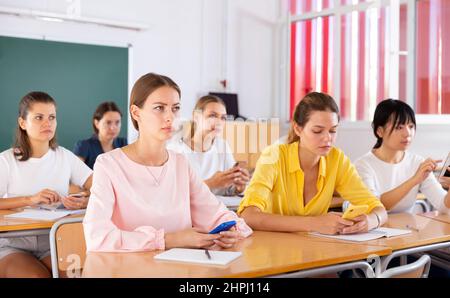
top-left (285, 0), bottom-right (449, 124)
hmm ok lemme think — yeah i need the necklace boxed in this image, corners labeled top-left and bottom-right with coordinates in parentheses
top-left (145, 164), bottom-right (167, 186)
top-left (144, 150), bottom-right (169, 186)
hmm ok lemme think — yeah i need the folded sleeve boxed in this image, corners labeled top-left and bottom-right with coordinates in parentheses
top-left (188, 161), bottom-right (252, 238)
top-left (354, 159), bottom-right (380, 198)
top-left (83, 157), bottom-right (165, 252)
top-left (237, 146), bottom-right (279, 214)
top-left (335, 152), bottom-right (384, 212)
top-left (420, 172), bottom-right (449, 212)
top-left (68, 150), bottom-right (93, 187)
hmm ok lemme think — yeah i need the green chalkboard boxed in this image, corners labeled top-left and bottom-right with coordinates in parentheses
top-left (0, 36), bottom-right (128, 152)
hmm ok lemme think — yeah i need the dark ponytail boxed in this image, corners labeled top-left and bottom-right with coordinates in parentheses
top-left (371, 99), bottom-right (416, 149)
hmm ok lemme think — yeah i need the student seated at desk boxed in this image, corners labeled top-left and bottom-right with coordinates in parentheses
top-left (83, 73), bottom-right (252, 253)
top-left (354, 99), bottom-right (450, 214)
top-left (0, 92), bottom-right (93, 278)
top-left (167, 95), bottom-right (249, 196)
top-left (73, 101), bottom-right (127, 169)
top-left (238, 92), bottom-right (387, 235)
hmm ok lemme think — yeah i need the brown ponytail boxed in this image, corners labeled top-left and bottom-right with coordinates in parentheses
top-left (14, 91), bottom-right (58, 161)
top-left (287, 92), bottom-right (340, 144)
top-left (129, 73), bottom-right (181, 131)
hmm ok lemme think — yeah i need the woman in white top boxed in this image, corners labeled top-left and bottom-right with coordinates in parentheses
top-left (168, 95), bottom-right (249, 195)
top-left (0, 92), bottom-right (93, 278)
top-left (355, 99), bottom-right (450, 214)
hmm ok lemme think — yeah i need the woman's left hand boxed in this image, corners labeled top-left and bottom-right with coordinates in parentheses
top-left (340, 214), bottom-right (369, 234)
top-left (61, 195), bottom-right (89, 210)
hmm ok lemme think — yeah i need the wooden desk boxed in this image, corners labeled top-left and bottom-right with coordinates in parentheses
top-left (419, 211), bottom-right (450, 224)
top-left (0, 209), bottom-right (82, 237)
top-left (82, 231), bottom-right (391, 278)
top-left (304, 213), bottom-right (450, 272)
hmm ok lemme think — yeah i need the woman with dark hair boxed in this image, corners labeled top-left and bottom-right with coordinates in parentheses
top-left (167, 95), bottom-right (249, 195)
top-left (355, 99), bottom-right (450, 213)
top-left (73, 101), bottom-right (127, 169)
top-left (83, 73), bottom-right (252, 253)
top-left (0, 91), bottom-right (92, 277)
top-left (238, 92), bottom-right (387, 234)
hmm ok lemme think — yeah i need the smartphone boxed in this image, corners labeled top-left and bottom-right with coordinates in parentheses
top-left (209, 220), bottom-right (237, 234)
top-left (342, 204), bottom-right (369, 220)
top-left (233, 161), bottom-right (247, 168)
top-left (439, 152), bottom-right (450, 178)
top-left (69, 192), bottom-right (85, 198)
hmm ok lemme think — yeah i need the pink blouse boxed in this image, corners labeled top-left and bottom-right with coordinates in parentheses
top-left (83, 148), bottom-right (252, 252)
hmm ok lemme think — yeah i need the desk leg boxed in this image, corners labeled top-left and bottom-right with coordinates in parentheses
top-left (268, 261), bottom-right (376, 278)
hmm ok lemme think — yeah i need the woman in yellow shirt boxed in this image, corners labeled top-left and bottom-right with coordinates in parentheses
top-left (238, 92), bottom-right (387, 235)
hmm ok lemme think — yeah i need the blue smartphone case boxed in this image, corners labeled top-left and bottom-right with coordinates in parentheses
top-left (209, 220), bottom-right (237, 234)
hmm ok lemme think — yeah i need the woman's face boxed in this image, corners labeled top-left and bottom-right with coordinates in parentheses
top-left (377, 118), bottom-right (415, 151)
top-left (131, 86), bottom-right (180, 142)
top-left (19, 102), bottom-right (57, 144)
top-left (194, 102), bottom-right (227, 137)
top-left (95, 111), bottom-right (121, 141)
top-left (294, 110), bottom-right (339, 156)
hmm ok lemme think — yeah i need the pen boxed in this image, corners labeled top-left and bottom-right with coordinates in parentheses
top-left (205, 249), bottom-right (211, 260)
top-left (406, 225), bottom-right (419, 232)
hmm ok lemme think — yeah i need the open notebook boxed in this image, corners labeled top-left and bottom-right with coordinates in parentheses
top-left (309, 227), bottom-right (412, 242)
top-left (5, 208), bottom-right (85, 221)
top-left (154, 248), bottom-right (242, 266)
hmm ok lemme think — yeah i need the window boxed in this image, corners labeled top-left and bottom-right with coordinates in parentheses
top-left (289, 0), bottom-right (450, 120)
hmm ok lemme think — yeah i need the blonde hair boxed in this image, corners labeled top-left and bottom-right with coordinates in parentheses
top-left (189, 95), bottom-right (226, 138)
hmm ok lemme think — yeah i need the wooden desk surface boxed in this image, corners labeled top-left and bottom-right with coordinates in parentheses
top-left (0, 209), bottom-right (82, 232)
top-left (307, 213), bottom-right (450, 252)
top-left (82, 231), bottom-right (391, 278)
top-left (419, 211), bottom-right (450, 224)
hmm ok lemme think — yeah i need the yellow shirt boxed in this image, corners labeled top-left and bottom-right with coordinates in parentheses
top-left (238, 142), bottom-right (383, 216)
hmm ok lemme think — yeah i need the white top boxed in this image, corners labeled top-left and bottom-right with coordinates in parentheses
top-left (167, 137), bottom-right (236, 195)
top-left (354, 151), bottom-right (448, 214)
top-left (0, 147), bottom-right (92, 198)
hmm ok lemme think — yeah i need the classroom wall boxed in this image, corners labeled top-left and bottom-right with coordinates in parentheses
top-left (0, 0), bottom-right (282, 144)
top-left (1, 0), bottom-right (448, 160)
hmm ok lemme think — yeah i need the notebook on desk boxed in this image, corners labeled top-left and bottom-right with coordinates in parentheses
top-left (309, 227), bottom-right (412, 242)
top-left (154, 248), bottom-right (242, 266)
top-left (5, 209), bottom-right (85, 221)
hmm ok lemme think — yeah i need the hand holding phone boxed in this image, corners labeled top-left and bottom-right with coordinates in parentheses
top-left (439, 152), bottom-right (450, 178)
top-left (209, 220), bottom-right (237, 234)
top-left (342, 204), bottom-right (369, 220)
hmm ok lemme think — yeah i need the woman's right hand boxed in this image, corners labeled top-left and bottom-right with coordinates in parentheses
top-left (205, 168), bottom-right (241, 189)
top-left (311, 212), bottom-right (354, 235)
top-left (165, 228), bottom-right (222, 250)
top-left (28, 189), bottom-right (61, 206)
top-left (412, 158), bottom-right (441, 185)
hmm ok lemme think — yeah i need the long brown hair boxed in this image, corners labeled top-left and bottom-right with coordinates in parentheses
top-left (92, 101), bottom-right (122, 134)
top-left (14, 91), bottom-right (58, 161)
top-left (189, 95), bottom-right (226, 138)
top-left (287, 92), bottom-right (340, 144)
top-left (129, 73), bottom-right (181, 131)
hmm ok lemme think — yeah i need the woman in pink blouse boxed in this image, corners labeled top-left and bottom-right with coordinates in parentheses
top-left (83, 73), bottom-right (252, 252)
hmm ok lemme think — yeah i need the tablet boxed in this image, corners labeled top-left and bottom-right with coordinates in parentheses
top-left (440, 152), bottom-right (450, 178)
